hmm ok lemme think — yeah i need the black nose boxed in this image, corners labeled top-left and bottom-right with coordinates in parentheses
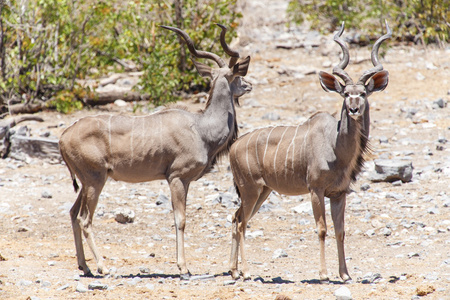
top-left (349, 107), bottom-right (359, 114)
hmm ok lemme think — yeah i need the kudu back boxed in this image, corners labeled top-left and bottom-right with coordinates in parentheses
top-left (59, 24), bottom-right (251, 278)
top-left (228, 21), bottom-right (391, 282)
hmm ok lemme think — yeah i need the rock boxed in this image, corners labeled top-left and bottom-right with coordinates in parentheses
top-left (334, 286), bottom-right (352, 300)
top-left (416, 284), bottom-right (435, 296)
top-left (114, 208), bottom-right (135, 224)
top-left (408, 252), bottom-right (420, 258)
top-left (385, 192), bottom-right (404, 200)
top-left (368, 159), bottom-right (413, 182)
top-left (365, 229), bottom-right (375, 237)
top-left (57, 283), bottom-right (70, 290)
top-left (272, 248), bottom-right (288, 259)
top-left (76, 282), bottom-right (88, 293)
top-left (88, 281), bottom-right (108, 290)
top-left (262, 112), bottom-right (281, 121)
top-left (425, 62), bottom-right (437, 70)
top-left (379, 136), bottom-right (389, 143)
top-left (391, 180), bottom-right (402, 187)
top-left (156, 193), bottom-right (169, 206)
top-left (223, 280), bottom-right (236, 285)
top-left (41, 190), bottom-right (52, 199)
top-left (433, 98), bottom-right (446, 109)
top-left (416, 72), bottom-right (425, 81)
top-left (190, 274), bottom-right (215, 281)
top-left (145, 283), bottom-right (155, 290)
top-left (114, 99), bottom-right (128, 107)
top-left (427, 206), bottom-right (439, 214)
top-left (9, 135), bottom-right (61, 161)
top-left (246, 230), bottom-right (264, 239)
top-left (17, 279), bottom-right (33, 286)
top-left (152, 234), bottom-right (162, 241)
top-left (361, 272), bottom-right (382, 284)
top-left (292, 202), bottom-right (312, 214)
top-left (18, 226), bottom-right (31, 232)
top-left (380, 228), bottom-right (392, 236)
top-left (127, 277), bottom-right (143, 286)
top-left (360, 183), bottom-right (370, 191)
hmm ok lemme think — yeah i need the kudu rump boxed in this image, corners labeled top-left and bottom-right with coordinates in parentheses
top-left (229, 22), bottom-right (391, 282)
top-left (59, 24), bottom-right (251, 278)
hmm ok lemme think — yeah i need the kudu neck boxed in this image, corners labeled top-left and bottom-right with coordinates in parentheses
top-left (203, 77), bottom-right (235, 117)
top-left (197, 76), bottom-right (236, 146)
top-left (337, 101), bottom-right (370, 151)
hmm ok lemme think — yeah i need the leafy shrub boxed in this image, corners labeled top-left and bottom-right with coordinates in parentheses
top-left (287, 0), bottom-right (449, 46)
top-left (0, 0), bottom-right (241, 114)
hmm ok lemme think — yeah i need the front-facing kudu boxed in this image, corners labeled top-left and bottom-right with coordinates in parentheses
top-left (228, 21), bottom-right (391, 282)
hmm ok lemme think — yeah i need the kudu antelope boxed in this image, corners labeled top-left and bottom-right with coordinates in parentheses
top-left (229, 22), bottom-right (391, 282)
top-left (59, 24), bottom-right (251, 278)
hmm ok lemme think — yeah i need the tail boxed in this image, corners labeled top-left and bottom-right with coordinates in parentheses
top-left (72, 177), bottom-right (79, 193)
top-left (234, 181), bottom-right (241, 199)
top-left (59, 140), bottom-right (79, 193)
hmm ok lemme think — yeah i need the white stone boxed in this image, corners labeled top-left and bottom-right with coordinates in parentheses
top-left (334, 286), bottom-right (352, 300)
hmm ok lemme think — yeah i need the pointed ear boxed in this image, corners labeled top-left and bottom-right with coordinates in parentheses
top-left (366, 70), bottom-right (389, 95)
top-left (232, 56), bottom-right (250, 77)
top-left (319, 71), bottom-right (344, 94)
top-left (192, 59), bottom-right (213, 78)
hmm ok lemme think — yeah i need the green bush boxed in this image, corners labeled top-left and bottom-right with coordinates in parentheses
top-left (0, 0), bottom-right (241, 113)
top-left (287, 0), bottom-right (449, 46)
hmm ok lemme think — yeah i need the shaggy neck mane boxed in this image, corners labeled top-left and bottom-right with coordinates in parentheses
top-left (349, 118), bottom-right (371, 182)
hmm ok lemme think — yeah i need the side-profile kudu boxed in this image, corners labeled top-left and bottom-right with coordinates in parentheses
top-left (59, 24), bottom-right (251, 278)
top-left (228, 21), bottom-right (391, 282)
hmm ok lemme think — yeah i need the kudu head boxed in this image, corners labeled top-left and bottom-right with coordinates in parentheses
top-left (160, 24), bottom-right (252, 105)
top-left (319, 21), bottom-right (391, 120)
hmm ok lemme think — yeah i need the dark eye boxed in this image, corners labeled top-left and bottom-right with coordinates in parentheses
top-left (344, 92), bottom-right (350, 97)
top-left (360, 92), bottom-right (366, 98)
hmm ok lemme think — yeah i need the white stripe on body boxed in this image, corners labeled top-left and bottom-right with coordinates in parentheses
top-left (254, 130), bottom-right (264, 171)
top-left (273, 127), bottom-right (289, 187)
top-left (245, 131), bottom-right (259, 184)
top-left (285, 124), bottom-right (301, 181)
top-left (262, 127), bottom-right (276, 168)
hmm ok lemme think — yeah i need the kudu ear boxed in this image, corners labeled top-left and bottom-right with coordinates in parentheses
top-left (192, 59), bottom-right (213, 78)
top-left (366, 70), bottom-right (389, 95)
top-left (232, 56), bottom-right (251, 77)
top-left (319, 71), bottom-right (344, 94)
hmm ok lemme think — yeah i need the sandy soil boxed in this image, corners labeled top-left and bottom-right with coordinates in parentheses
top-left (1, 1), bottom-right (449, 299)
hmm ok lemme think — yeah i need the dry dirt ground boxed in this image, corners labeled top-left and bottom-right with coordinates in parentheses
top-left (1, 1), bottom-right (450, 299)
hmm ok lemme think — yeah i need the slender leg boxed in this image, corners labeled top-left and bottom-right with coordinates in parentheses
top-left (233, 186), bottom-right (271, 280)
top-left (229, 207), bottom-right (241, 280)
top-left (238, 212), bottom-right (250, 280)
top-left (70, 188), bottom-right (92, 276)
top-left (250, 187), bottom-right (272, 219)
top-left (169, 177), bottom-right (190, 278)
top-left (310, 188), bottom-right (328, 282)
top-left (330, 193), bottom-right (351, 282)
top-left (79, 182), bottom-right (108, 275)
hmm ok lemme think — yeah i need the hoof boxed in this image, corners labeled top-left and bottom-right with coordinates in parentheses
top-left (180, 271), bottom-right (191, 281)
top-left (83, 270), bottom-right (95, 277)
top-left (97, 266), bottom-right (110, 275)
top-left (229, 270), bottom-right (240, 280)
top-left (319, 275), bottom-right (330, 284)
top-left (242, 272), bottom-right (251, 281)
top-left (342, 275), bottom-right (353, 284)
top-left (343, 278), bottom-right (354, 284)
